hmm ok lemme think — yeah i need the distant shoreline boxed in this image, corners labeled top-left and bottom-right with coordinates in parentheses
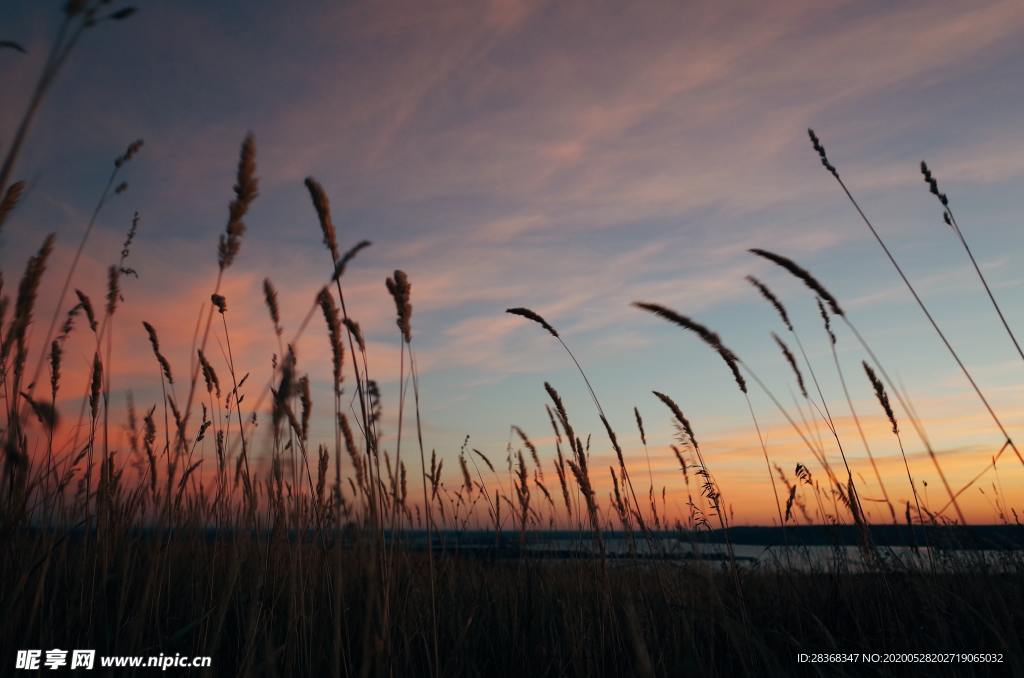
top-left (17, 524), bottom-right (1023, 550)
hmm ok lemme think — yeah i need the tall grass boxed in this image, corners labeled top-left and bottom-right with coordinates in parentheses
top-left (1, 7), bottom-right (1023, 676)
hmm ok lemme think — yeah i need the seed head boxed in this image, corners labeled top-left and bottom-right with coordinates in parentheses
top-left (750, 248), bottom-right (844, 316)
top-left (633, 302), bottom-right (746, 393)
top-left (746, 275), bottom-right (792, 332)
top-left (305, 177), bottom-right (338, 262)
top-left (218, 133), bottom-right (258, 270)
top-left (807, 128), bottom-right (838, 179)
top-left (386, 270), bottom-right (412, 343)
top-left (506, 307), bottom-right (559, 338)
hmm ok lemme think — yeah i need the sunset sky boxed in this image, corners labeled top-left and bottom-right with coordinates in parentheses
top-left (3, 0), bottom-right (1024, 524)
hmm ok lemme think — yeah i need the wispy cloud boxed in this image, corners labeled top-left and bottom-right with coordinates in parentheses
top-left (3, 0), bottom-right (1024, 523)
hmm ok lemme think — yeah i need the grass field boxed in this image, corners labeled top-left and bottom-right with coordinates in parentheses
top-left (3, 3), bottom-right (1024, 676)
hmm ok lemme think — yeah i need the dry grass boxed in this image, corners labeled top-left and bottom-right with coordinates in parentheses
top-left (2, 6), bottom-right (1024, 677)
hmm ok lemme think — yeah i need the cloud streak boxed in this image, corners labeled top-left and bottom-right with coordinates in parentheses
top-left (3, 0), bottom-right (1024, 523)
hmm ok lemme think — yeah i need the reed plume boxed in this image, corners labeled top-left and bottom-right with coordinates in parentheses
top-left (506, 307), bottom-right (558, 337)
top-left (89, 352), bottom-right (103, 423)
top-left (75, 290), bottom-right (98, 333)
top-left (105, 265), bottom-right (120, 316)
top-left (21, 392), bottom-right (56, 430)
top-left (784, 485), bottom-right (797, 523)
top-left (305, 177), bottom-right (338, 263)
top-left (512, 426), bottom-right (541, 476)
top-left (0, 180), bottom-right (25, 233)
top-left (337, 412), bottom-right (364, 492)
top-left (197, 349), bottom-right (219, 397)
top-left (634, 407), bottom-right (647, 447)
top-left (808, 129), bottom-right (839, 178)
top-left (386, 271), bottom-right (412, 343)
top-left (472, 448), bottom-right (495, 474)
top-left (652, 391), bottom-right (697, 449)
top-left (459, 454), bottom-right (473, 495)
top-left (342, 318), bottom-right (365, 352)
top-left (633, 405), bottom-right (659, 528)
top-left (749, 249), bottom-right (843, 316)
top-left (816, 299), bottom-right (835, 345)
top-left (746, 275), bottom-right (792, 331)
top-left (772, 332), bottom-right (806, 398)
top-left (864, 361), bottom-right (922, 523)
top-left (217, 133), bottom-right (257, 271)
top-left (553, 447), bottom-right (572, 518)
top-left (117, 211), bottom-right (140, 279)
top-left (142, 321), bottom-right (173, 384)
top-left (271, 347), bottom-right (296, 437)
top-left (865, 363), bottom-right (896, 435)
top-left (2, 233), bottom-right (55, 366)
top-left (115, 138), bottom-right (144, 168)
top-left (317, 288), bottom-right (344, 395)
top-left (333, 240), bottom-right (371, 282)
top-left (262, 278), bottom-right (282, 337)
top-left (299, 375), bottom-right (312, 442)
top-left (48, 340), bottom-right (61, 401)
top-left (632, 302), bottom-right (746, 393)
top-left (316, 445), bottom-right (329, 507)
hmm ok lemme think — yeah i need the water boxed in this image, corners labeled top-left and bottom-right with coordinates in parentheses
top-left (520, 537), bottom-right (1023, 572)
top-left (413, 532), bottom-right (1024, 573)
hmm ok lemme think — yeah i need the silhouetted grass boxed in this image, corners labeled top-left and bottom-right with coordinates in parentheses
top-left (2, 6), bottom-right (1024, 677)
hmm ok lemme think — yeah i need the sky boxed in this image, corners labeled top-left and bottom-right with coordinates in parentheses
top-left (2, 0), bottom-right (1024, 525)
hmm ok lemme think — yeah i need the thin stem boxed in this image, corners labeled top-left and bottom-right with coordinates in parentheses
top-left (744, 394), bottom-right (785, 531)
top-left (841, 317), bottom-right (966, 523)
top-left (26, 167), bottom-right (120, 406)
top-left (892, 429), bottom-right (923, 524)
top-left (554, 336), bottom-right (648, 537)
top-left (740, 360), bottom-right (841, 488)
top-left (945, 208), bottom-right (1024, 364)
top-left (789, 324), bottom-right (888, 521)
top-left (829, 172), bottom-right (1021, 468)
top-left (408, 345), bottom-right (439, 677)
top-left (823, 334), bottom-right (895, 522)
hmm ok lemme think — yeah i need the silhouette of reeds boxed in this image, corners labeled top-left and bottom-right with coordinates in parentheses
top-left (749, 275), bottom-right (896, 522)
top-left (808, 129), bottom-right (1022, 472)
top-left (3, 11), bottom-right (1024, 673)
top-left (635, 303), bottom-right (793, 529)
top-left (507, 306), bottom-right (650, 534)
top-left (750, 246), bottom-right (966, 523)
